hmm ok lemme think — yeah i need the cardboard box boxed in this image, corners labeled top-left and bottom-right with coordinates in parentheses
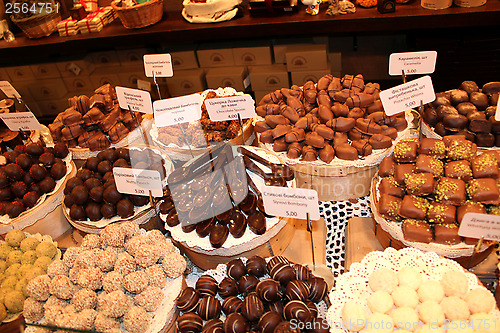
top-left (5, 65), bottom-right (36, 82)
top-left (63, 76), bottom-right (94, 93)
top-left (253, 90), bottom-right (269, 104)
top-left (290, 66), bottom-right (332, 86)
top-left (56, 59), bottom-right (95, 78)
top-left (117, 48), bottom-right (147, 65)
top-left (117, 69), bottom-right (150, 89)
top-left (233, 46), bottom-right (272, 66)
top-left (166, 68), bottom-right (205, 97)
top-left (89, 67), bottom-right (122, 89)
top-left (38, 98), bottom-right (70, 117)
top-left (205, 66), bottom-right (246, 91)
top-left (197, 44), bottom-right (234, 68)
top-left (272, 37), bottom-right (316, 64)
top-left (28, 78), bottom-right (68, 101)
top-left (329, 52), bottom-right (342, 72)
top-left (170, 50), bottom-right (199, 70)
top-left (285, 44), bottom-right (328, 71)
top-left (0, 68), bottom-right (11, 82)
top-left (88, 51), bottom-right (121, 67)
top-left (31, 63), bottom-right (61, 79)
top-left (249, 64), bottom-right (289, 91)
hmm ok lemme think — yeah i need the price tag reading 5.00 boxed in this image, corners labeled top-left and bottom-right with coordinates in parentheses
top-left (153, 94), bottom-right (202, 128)
top-left (459, 212), bottom-right (500, 241)
top-left (261, 186), bottom-right (320, 221)
top-left (113, 167), bottom-right (163, 197)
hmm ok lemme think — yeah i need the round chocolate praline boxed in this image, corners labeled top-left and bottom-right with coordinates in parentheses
top-left (268, 301), bottom-right (284, 316)
top-left (15, 154), bottom-right (32, 170)
top-left (166, 209), bottom-right (179, 227)
top-left (176, 287), bottom-right (200, 313)
top-left (25, 143), bottom-right (44, 156)
top-left (113, 158), bottom-right (129, 168)
top-left (307, 318), bottom-right (330, 333)
top-left (70, 204), bottom-right (86, 221)
top-left (238, 275), bottom-right (259, 296)
top-left (0, 188), bottom-right (12, 201)
top-left (29, 164), bottom-right (46, 181)
top-left (71, 185), bottom-right (89, 205)
top-left (117, 148), bottom-right (130, 162)
top-left (23, 191), bottom-right (40, 208)
top-left (30, 183), bottom-right (42, 195)
top-left (5, 163), bottom-right (24, 181)
top-left (283, 300), bottom-right (313, 323)
top-left (39, 153), bottom-right (55, 168)
top-left (89, 186), bottom-right (104, 203)
top-left (101, 203), bottom-right (116, 219)
top-left (11, 181), bottom-right (28, 198)
top-left (84, 178), bottom-right (102, 190)
top-left (256, 278), bottom-right (280, 303)
top-left (4, 150), bottom-right (20, 163)
top-left (64, 177), bottom-right (84, 195)
top-left (218, 277), bottom-right (238, 298)
top-left (50, 163), bottom-right (67, 180)
top-left (294, 264), bottom-right (311, 281)
top-left (85, 202), bottom-right (102, 221)
top-left (97, 160), bottom-right (113, 175)
top-left (159, 199), bottom-right (174, 215)
top-left (246, 256), bottom-right (266, 277)
top-left (7, 201), bottom-right (25, 218)
top-left (116, 199), bottom-right (134, 218)
top-left (196, 275), bottom-right (218, 297)
top-left (85, 157), bottom-right (100, 171)
top-left (258, 311), bottom-right (283, 333)
top-left (224, 313), bottom-right (249, 333)
top-left (39, 177), bottom-right (56, 194)
top-left (209, 224), bottom-right (229, 248)
top-left (203, 319), bottom-right (223, 333)
top-left (273, 321), bottom-right (300, 333)
top-left (64, 195), bottom-right (74, 208)
top-left (43, 146), bottom-right (55, 155)
top-left (0, 170), bottom-right (9, 188)
top-left (285, 280), bottom-right (310, 302)
top-left (222, 295), bottom-right (242, 315)
top-left (103, 186), bottom-right (123, 205)
top-left (307, 277), bottom-right (328, 302)
top-left (77, 169), bottom-right (93, 182)
top-left (241, 292), bottom-right (264, 322)
top-left (53, 143), bottom-right (69, 158)
top-left (227, 258), bottom-right (246, 280)
top-left (101, 148), bottom-right (118, 162)
top-left (129, 195), bottom-right (148, 206)
top-left (198, 295), bottom-right (221, 320)
top-left (267, 256), bottom-right (290, 272)
top-left (247, 211), bottom-right (266, 235)
top-left (305, 300), bottom-right (318, 318)
top-left (270, 262), bottom-right (295, 286)
top-left (177, 312), bottom-right (203, 333)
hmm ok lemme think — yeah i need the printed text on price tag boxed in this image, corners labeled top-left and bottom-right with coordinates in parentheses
top-left (205, 95), bottom-right (256, 122)
top-left (380, 75), bottom-right (435, 116)
top-left (0, 81), bottom-right (21, 99)
top-left (0, 112), bottom-right (42, 131)
top-left (113, 167), bottom-right (163, 197)
top-left (153, 94), bottom-right (202, 128)
top-left (143, 54), bottom-right (173, 78)
top-left (458, 212), bottom-right (500, 241)
top-left (262, 186), bottom-right (319, 220)
top-left (389, 51), bottom-right (437, 76)
top-left (116, 86), bottom-right (153, 114)
top-left (494, 96), bottom-right (500, 121)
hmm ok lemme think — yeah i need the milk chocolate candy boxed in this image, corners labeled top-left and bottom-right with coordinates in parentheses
top-left (378, 193), bottom-right (402, 221)
top-left (305, 132), bottom-right (325, 149)
top-left (318, 144), bottom-right (335, 164)
top-left (356, 118), bottom-right (382, 135)
top-left (341, 74), bottom-right (354, 89)
top-left (333, 132), bottom-right (348, 147)
top-left (471, 153), bottom-right (499, 178)
top-left (393, 140), bottom-right (418, 163)
top-left (486, 106), bottom-right (497, 118)
top-left (443, 114), bottom-right (468, 131)
top-left (348, 107), bottom-right (365, 119)
top-left (399, 195), bottom-right (429, 220)
top-left (259, 90), bottom-right (283, 105)
top-left (345, 93), bottom-right (374, 108)
top-left (456, 102), bottom-right (477, 115)
top-left (88, 132), bottom-right (111, 151)
top-left (457, 201), bottom-right (486, 223)
top-left (108, 122), bottom-right (130, 144)
top-left (316, 90), bottom-right (331, 108)
top-left (381, 125), bottom-right (397, 140)
top-left (443, 134), bottom-right (467, 147)
top-left (265, 115), bottom-right (289, 128)
top-left (61, 108), bottom-right (84, 127)
top-left (311, 124), bottom-right (334, 140)
top-left (475, 133), bottom-right (495, 147)
top-left (415, 154), bottom-right (443, 178)
top-left (49, 122), bottom-right (63, 141)
top-left (281, 88), bottom-right (300, 99)
top-left (287, 142), bottom-right (302, 159)
top-left (435, 177), bottom-right (466, 206)
top-left (466, 111), bottom-right (486, 122)
top-left (402, 219), bottom-right (432, 244)
top-left (437, 105), bottom-right (459, 121)
top-left (295, 114), bottom-right (319, 130)
top-left (490, 93), bottom-right (499, 108)
top-left (367, 111), bottom-right (390, 126)
top-left (303, 80), bottom-right (317, 104)
top-left (61, 124), bottom-right (84, 140)
top-left (318, 105), bottom-right (333, 123)
top-left (367, 100), bottom-right (384, 114)
top-left (285, 128), bottom-right (306, 143)
top-left (350, 74), bottom-right (365, 93)
top-left (450, 89), bottom-right (469, 105)
top-left (423, 108), bottom-right (439, 127)
top-left (77, 131), bottom-right (96, 148)
top-left (331, 103), bottom-right (349, 117)
top-left (254, 121), bottom-right (271, 133)
top-left (273, 137), bottom-right (288, 152)
top-left (260, 130), bottom-right (274, 144)
top-left (434, 224), bottom-right (461, 245)
top-left (379, 156), bottom-right (395, 177)
top-left (394, 163), bottom-right (416, 187)
top-left (468, 178), bottom-right (500, 203)
top-left (271, 124), bottom-right (292, 139)
top-left (364, 82), bottom-right (381, 98)
top-left (301, 145), bottom-right (318, 162)
top-left (83, 107), bottom-right (105, 126)
top-left (457, 129), bottom-right (476, 143)
top-left (348, 128), bottom-right (369, 141)
top-left (379, 176), bottom-right (405, 198)
top-left (280, 105), bottom-right (299, 124)
top-left (351, 139), bottom-right (372, 156)
top-left (335, 143), bottom-right (358, 161)
top-left (418, 138), bottom-right (446, 159)
top-left (445, 160), bottom-right (473, 181)
top-left (286, 96), bottom-right (305, 117)
top-left (427, 202), bottom-right (456, 224)
top-left (405, 172), bottom-right (435, 196)
top-left (435, 123), bottom-right (450, 137)
top-left (459, 81), bottom-right (479, 94)
top-left (327, 77), bottom-right (342, 98)
top-left (470, 92), bottom-right (489, 110)
top-left (101, 112), bottom-right (118, 132)
top-left (256, 104), bottom-right (280, 117)
top-left (432, 94), bottom-right (451, 108)
top-left (369, 134), bottom-right (392, 149)
top-left (332, 89), bottom-right (351, 103)
top-left (76, 95), bottom-right (90, 114)
top-left (482, 81), bottom-right (500, 94)
top-left (327, 117), bottom-right (355, 133)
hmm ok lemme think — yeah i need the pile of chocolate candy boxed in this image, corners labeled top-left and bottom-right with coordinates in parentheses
top-left (48, 84), bottom-right (144, 151)
top-left (160, 144), bottom-right (294, 248)
top-left (255, 74), bottom-right (408, 162)
top-left (423, 80), bottom-right (500, 147)
top-left (377, 135), bottom-right (500, 245)
top-left (176, 255), bottom-right (329, 333)
top-left (63, 147), bottom-right (166, 222)
top-left (0, 142), bottom-right (69, 218)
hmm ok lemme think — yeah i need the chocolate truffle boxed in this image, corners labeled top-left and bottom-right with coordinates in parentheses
top-left (103, 185), bottom-right (123, 204)
top-left (209, 224), bottom-right (229, 248)
top-left (176, 287), bottom-right (200, 312)
top-left (84, 178), bottom-right (102, 190)
top-left (273, 321), bottom-right (300, 333)
top-left (129, 195), bottom-right (148, 206)
top-left (113, 158), bottom-right (129, 168)
top-left (64, 177), bottom-right (84, 195)
top-left (51, 163), bottom-right (67, 180)
top-left (97, 160), bottom-right (113, 175)
top-left (100, 203), bottom-right (116, 219)
top-left (198, 295), bottom-right (222, 321)
top-left (71, 185), bottom-right (89, 205)
top-left (89, 186), bottom-right (104, 203)
top-left (267, 256), bottom-right (290, 272)
top-left (238, 275), bottom-right (259, 296)
top-left (39, 153), bottom-right (55, 168)
top-left (285, 280), bottom-right (310, 301)
top-left (166, 209), bottom-right (179, 227)
top-left (85, 157), bottom-right (100, 172)
top-left (70, 204), bottom-right (86, 221)
top-left (0, 188), bottom-right (12, 201)
top-left (283, 300), bottom-right (313, 323)
top-left (247, 212), bottom-right (266, 235)
top-left (196, 275), bottom-right (218, 297)
top-left (270, 262), bottom-right (295, 286)
top-left (241, 292), bottom-right (264, 322)
top-left (218, 277), bottom-right (238, 298)
top-left (227, 259), bottom-right (246, 280)
top-left (177, 313), bottom-right (203, 333)
top-left (64, 195), bottom-right (74, 208)
top-left (39, 177), bottom-right (56, 194)
top-left (29, 164), bottom-right (46, 181)
top-left (25, 143), bottom-right (44, 156)
top-left (246, 256), bottom-right (266, 277)
top-left (258, 311), bottom-right (283, 333)
top-left (23, 191), bottom-right (40, 208)
top-left (224, 313), bottom-right (249, 333)
top-left (85, 202), bottom-right (102, 221)
top-left (7, 201), bottom-right (25, 218)
top-left (294, 264), bottom-right (311, 281)
top-left (307, 277), bottom-right (328, 302)
top-left (222, 296), bottom-right (242, 315)
top-left (256, 278), bottom-right (281, 303)
top-left (11, 181), bottom-right (28, 198)
top-left (53, 143), bottom-right (69, 158)
top-left (117, 148), bottom-right (130, 161)
top-left (116, 199), bottom-right (134, 218)
top-left (15, 154), bottom-right (32, 170)
top-left (5, 163), bottom-right (23, 181)
top-left (203, 319), bottom-right (223, 333)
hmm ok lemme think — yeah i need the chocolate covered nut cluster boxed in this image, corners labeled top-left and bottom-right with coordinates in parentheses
top-left (63, 147), bottom-right (166, 222)
top-left (423, 80), bottom-right (500, 147)
top-left (0, 142), bottom-right (69, 218)
top-left (377, 135), bottom-right (500, 245)
top-left (176, 256), bottom-right (329, 333)
top-left (48, 84), bottom-right (144, 151)
top-left (255, 74), bottom-right (408, 162)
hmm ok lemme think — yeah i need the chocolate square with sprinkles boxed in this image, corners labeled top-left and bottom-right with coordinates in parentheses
top-left (435, 177), bottom-right (466, 206)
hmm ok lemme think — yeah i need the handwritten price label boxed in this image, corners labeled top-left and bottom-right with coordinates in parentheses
top-left (0, 81), bottom-right (21, 99)
top-left (379, 75), bottom-right (436, 116)
top-left (205, 94), bottom-right (256, 122)
top-left (0, 112), bottom-right (42, 131)
top-left (116, 86), bottom-right (153, 114)
top-left (389, 51), bottom-right (437, 76)
top-left (458, 212), bottom-right (500, 241)
top-left (113, 167), bottom-right (163, 197)
top-left (143, 54), bottom-right (173, 78)
top-left (153, 94), bottom-right (202, 128)
top-left (261, 186), bottom-right (320, 220)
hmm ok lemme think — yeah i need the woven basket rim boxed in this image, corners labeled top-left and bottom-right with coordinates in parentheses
top-left (11, 10), bottom-right (60, 24)
top-left (111, 0), bottom-right (163, 12)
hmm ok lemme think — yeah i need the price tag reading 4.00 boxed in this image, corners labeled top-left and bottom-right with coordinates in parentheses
top-left (458, 212), bottom-right (500, 241)
top-left (153, 94), bottom-right (202, 128)
top-left (113, 167), bottom-right (163, 197)
top-left (0, 112), bottom-right (42, 131)
top-left (261, 186), bottom-right (320, 221)
top-left (205, 95), bottom-right (256, 122)
top-left (389, 51), bottom-right (437, 76)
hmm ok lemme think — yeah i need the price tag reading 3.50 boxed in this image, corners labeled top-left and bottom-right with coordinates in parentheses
top-left (261, 186), bottom-right (320, 220)
top-left (458, 212), bottom-right (500, 241)
top-left (153, 94), bottom-right (202, 128)
top-left (113, 167), bottom-right (163, 197)
top-left (389, 51), bottom-right (437, 76)
top-left (205, 95), bottom-right (256, 122)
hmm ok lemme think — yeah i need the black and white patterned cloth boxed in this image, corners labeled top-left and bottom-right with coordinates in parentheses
top-left (320, 196), bottom-right (372, 277)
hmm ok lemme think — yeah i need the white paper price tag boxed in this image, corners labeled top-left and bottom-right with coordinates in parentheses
top-left (494, 96), bottom-right (500, 121)
top-left (113, 167), bottom-right (163, 197)
top-left (0, 81), bottom-right (21, 99)
top-left (262, 186), bottom-right (320, 220)
top-left (143, 54), bottom-right (173, 78)
top-left (0, 112), bottom-right (42, 131)
top-left (380, 75), bottom-right (436, 116)
top-left (389, 51), bottom-right (437, 76)
top-left (458, 212), bottom-right (500, 241)
top-left (116, 86), bottom-right (153, 114)
top-left (153, 94), bottom-right (202, 128)
top-left (205, 95), bottom-right (256, 122)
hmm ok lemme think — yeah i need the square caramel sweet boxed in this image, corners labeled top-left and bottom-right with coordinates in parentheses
top-left (467, 178), bottom-right (500, 203)
top-left (379, 156), bottom-right (396, 177)
top-left (415, 154), bottom-right (444, 178)
top-left (402, 219), bottom-right (433, 244)
top-left (393, 139), bottom-right (419, 163)
top-left (427, 202), bottom-right (457, 224)
top-left (434, 223), bottom-right (462, 245)
top-left (446, 139), bottom-right (477, 161)
top-left (404, 172), bottom-right (436, 196)
top-left (378, 193), bottom-right (403, 221)
top-left (379, 176), bottom-right (405, 198)
top-left (442, 134), bottom-right (467, 147)
top-left (418, 138), bottom-right (446, 159)
top-left (398, 195), bottom-right (429, 220)
top-left (394, 163), bottom-right (416, 187)
top-left (435, 177), bottom-right (466, 206)
top-left (445, 160), bottom-right (473, 182)
top-left (471, 153), bottom-right (499, 179)
top-left (456, 201), bottom-right (486, 224)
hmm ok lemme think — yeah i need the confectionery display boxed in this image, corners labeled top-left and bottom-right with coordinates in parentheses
top-left (0, 142), bottom-right (71, 220)
top-left (23, 222), bottom-right (186, 333)
top-left (48, 84), bottom-right (149, 152)
top-left (0, 229), bottom-right (60, 322)
top-left (422, 80), bottom-right (500, 147)
top-left (177, 255), bottom-right (330, 333)
top-left (254, 74), bottom-right (411, 164)
top-left (328, 248), bottom-right (500, 333)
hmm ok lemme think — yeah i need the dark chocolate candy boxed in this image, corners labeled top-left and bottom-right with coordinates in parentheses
top-left (85, 202), bottom-right (102, 221)
top-left (222, 295), bottom-right (242, 315)
top-left (116, 199), bottom-right (134, 218)
top-left (283, 300), bottom-right (313, 323)
top-left (471, 153), bottom-right (499, 178)
top-left (285, 280), bottom-right (309, 301)
top-left (100, 203), bottom-right (116, 218)
top-left (242, 292), bottom-right (264, 322)
top-left (218, 277), bottom-right (238, 298)
top-left (258, 311), bottom-right (283, 333)
top-left (209, 223), bottom-right (229, 248)
top-left (177, 313), bottom-right (203, 333)
top-left (307, 277), bottom-right (328, 302)
top-left (198, 295), bottom-right (221, 321)
top-left (238, 275), bottom-right (259, 296)
top-left (70, 204), bottom-right (86, 221)
top-left (176, 287), bottom-right (200, 312)
top-left (256, 278), bottom-right (280, 302)
top-left (224, 313), bottom-right (249, 333)
top-left (246, 256), bottom-right (266, 277)
top-left (196, 217), bottom-right (216, 238)
top-left (427, 202), bottom-right (456, 224)
top-left (227, 258), bottom-right (246, 280)
top-left (270, 262), bottom-right (295, 286)
top-left (196, 275), bottom-right (218, 297)
top-left (398, 195), bottom-right (429, 220)
top-left (402, 219), bottom-right (433, 244)
top-left (247, 211), bottom-right (266, 235)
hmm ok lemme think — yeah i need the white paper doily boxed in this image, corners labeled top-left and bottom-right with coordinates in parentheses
top-left (327, 247), bottom-right (500, 333)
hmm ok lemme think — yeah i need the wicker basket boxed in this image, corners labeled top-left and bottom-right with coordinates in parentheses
top-left (111, 0), bottom-right (163, 29)
top-left (11, 10), bottom-right (61, 38)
